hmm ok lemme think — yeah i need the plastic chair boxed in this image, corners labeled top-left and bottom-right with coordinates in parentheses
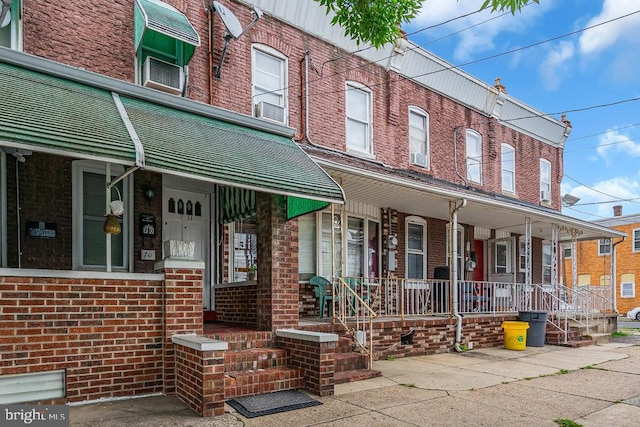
top-left (310, 276), bottom-right (333, 318)
top-left (344, 277), bottom-right (370, 315)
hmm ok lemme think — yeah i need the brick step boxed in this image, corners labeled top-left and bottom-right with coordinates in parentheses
top-left (545, 329), bottom-right (581, 345)
top-left (224, 366), bottom-right (304, 399)
top-left (334, 369), bottom-right (382, 384)
top-left (207, 331), bottom-right (273, 350)
top-left (224, 348), bottom-right (289, 372)
top-left (336, 337), bottom-right (355, 353)
top-left (335, 351), bottom-right (368, 372)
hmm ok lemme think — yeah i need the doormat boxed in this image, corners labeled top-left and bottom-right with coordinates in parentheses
top-left (227, 389), bottom-right (323, 418)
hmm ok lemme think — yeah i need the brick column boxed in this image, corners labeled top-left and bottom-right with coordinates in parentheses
top-left (256, 193), bottom-right (299, 332)
top-left (156, 258), bottom-right (205, 395)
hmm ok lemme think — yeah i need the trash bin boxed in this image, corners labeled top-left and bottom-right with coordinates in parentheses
top-left (502, 321), bottom-right (529, 351)
top-left (518, 311), bottom-right (547, 347)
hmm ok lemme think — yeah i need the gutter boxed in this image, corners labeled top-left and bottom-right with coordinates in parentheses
top-left (450, 199), bottom-right (467, 352)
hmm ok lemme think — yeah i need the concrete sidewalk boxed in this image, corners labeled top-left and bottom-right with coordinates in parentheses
top-left (69, 339), bottom-right (640, 427)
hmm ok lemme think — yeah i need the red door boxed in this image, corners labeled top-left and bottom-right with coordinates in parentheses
top-left (473, 240), bottom-right (484, 282)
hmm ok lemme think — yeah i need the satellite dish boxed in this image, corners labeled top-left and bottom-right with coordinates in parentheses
top-left (212, 1), bottom-right (243, 40)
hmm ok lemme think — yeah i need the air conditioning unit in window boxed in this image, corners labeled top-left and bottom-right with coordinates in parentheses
top-left (143, 57), bottom-right (184, 95)
top-left (540, 190), bottom-right (550, 202)
top-left (255, 101), bottom-right (285, 123)
top-left (410, 152), bottom-right (428, 167)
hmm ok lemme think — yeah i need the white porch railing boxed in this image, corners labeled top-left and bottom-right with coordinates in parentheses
top-left (336, 277), bottom-right (613, 343)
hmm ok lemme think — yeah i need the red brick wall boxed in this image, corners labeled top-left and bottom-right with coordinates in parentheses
top-left (0, 275), bottom-right (164, 403)
top-left (173, 345), bottom-right (225, 417)
top-left (214, 285), bottom-right (257, 325)
top-left (276, 335), bottom-right (335, 397)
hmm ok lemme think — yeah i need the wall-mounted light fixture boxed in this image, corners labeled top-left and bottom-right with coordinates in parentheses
top-left (144, 186), bottom-right (155, 206)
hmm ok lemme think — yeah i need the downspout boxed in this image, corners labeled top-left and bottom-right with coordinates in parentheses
top-left (611, 236), bottom-right (625, 314)
top-left (451, 198), bottom-right (467, 352)
top-left (453, 126), bottom-right (468, 186)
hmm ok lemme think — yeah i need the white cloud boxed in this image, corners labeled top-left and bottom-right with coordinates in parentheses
top-left (596, 129), bottom-right (640, 165)
top-left (564, 176), bottom-right (640, 219)
top-left (538, 41), bottom-right (575, 91)
top-left (578, 0), bottom-right (640, 55)
top-left (406, 0), bottom-right (554, 62)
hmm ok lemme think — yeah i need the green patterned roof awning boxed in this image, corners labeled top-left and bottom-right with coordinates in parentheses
top-left (134, 0), bottom-right (200, 65)
top-left (118, 96), bottom-right (345, 204)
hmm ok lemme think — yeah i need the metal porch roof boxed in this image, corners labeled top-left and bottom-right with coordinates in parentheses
top-left (315, 157), bottom-right (625, 243)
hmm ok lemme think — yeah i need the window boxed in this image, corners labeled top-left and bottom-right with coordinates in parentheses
top-left (406, 217), bottom-right (427, 279)
top-left (466, 129), bottom-right (482, 184)
top-left (229, 218), bottom-right (257, 282)
top-left (542, 242), bottom-right (552, 284)
top-left (495, 240), bottom-right (511, 274)
top-left (0, 0), bottom-right (21, 50)
top-left (73, 162), bottom-right (129, 270)
top-left (518, 236), bottom-right (529, 273)
top-left (598, 239), bottom-right (611, 256)
top-left (501, 143), bottom-right (515, 193)
top-left (563, 244), bottom-right (572, 258)
top-left (540, 159), bottom-right (551, 202)
top-left (633, 229), bottom-right (640, 253)
top-left (346, 82), bottom-right (372, 155)
top-left (621, 274), bottom-right (635, 298)
top-left (321, 212), bottom-right (342, 278)
top-left (252, 45), bottom-right (287, 123)
top-left (409, 108), bottom-right (429, 168)
top-left (298, 214), bottom-right (317, 281)
top-left (446, 224), bottom-right (464, 276)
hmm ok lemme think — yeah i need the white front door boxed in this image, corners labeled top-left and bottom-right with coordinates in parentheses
top-left (163, 188), bottom-right (212, 309)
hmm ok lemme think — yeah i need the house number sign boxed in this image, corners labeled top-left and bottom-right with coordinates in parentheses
top-left (140, 214), bottom-right (156, 237)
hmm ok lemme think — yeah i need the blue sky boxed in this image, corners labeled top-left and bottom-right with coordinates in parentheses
top-left (403, 0), bottom-right (640, 221)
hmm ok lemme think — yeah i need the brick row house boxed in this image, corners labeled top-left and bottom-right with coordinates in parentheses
top-left (563, 205), bottom-right (640, 318)
top-left (0, 0), bottom-right (624, 417)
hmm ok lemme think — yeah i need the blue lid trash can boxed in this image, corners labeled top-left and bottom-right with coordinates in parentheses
top-left (517, 311), bottom-right (547, 347)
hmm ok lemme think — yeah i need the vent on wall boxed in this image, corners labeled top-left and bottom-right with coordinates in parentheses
top-left (540, 190), bottom-right (550, 202)
top-left (410, 152), bottom-right (428, 168)
top-left (143, 57), bottom-right (184, 95)
top-left (255, 101), bottom-right (285, 123)
top-left (0, 370), bottom-right (65, 404)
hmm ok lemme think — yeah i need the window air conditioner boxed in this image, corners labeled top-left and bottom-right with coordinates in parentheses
top-left (410, 152), bottom-right (428, 167)
top-left (540, 190), bottom-right (550, 202)
top-left (143, 57), bottom-right (184, 95)
top-left (255, 101), bottom-right (285, 123)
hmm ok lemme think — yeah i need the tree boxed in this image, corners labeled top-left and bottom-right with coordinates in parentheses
top-left (314, 0), bottom-right (540, 48)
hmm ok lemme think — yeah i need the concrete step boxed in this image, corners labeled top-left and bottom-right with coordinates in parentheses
top-left (334, 369), bottom-right (382, 384)
top-left (224, 348), bottom-right (289, 372)
top-left (224, 366), bottom-right (304, 399)
top-left (586, 332), bottom-right (612, 344)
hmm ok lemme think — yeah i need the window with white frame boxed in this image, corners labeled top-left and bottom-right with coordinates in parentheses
top-left (229, 218), bottom-right (257, 282)
top-left (598, 239), bottom-right (611, 256)
top-left (345, 82), bottom-right (372, 155)
top-left (621, 274), bottom-right (635, 298)
top-left (73, 161), bottom-right (129, 270)
top-left (252, 45), bottom-right (287, 123)
top-left (409, 108), bottom-right (429, 168)
top-left (320, 212), bottom-right (342, 279)
top-left (0, 0), bottom-right (21, 50)
top-left (563, 244), bottom-right (572, 258)
top-left (501, 143), bottom-right (515, 193)
top-left (445, 224), bottom-right (464, 276)
top-left (539, 158), bottom-right (551, 202)
top-left (633, 228), bottom-right (640, 253)
top-left (298, 214), bottom-right (317, 281)
top-left (542, 242), bottom-right (552, 284)
top-left (495, 239), bottom-right (511, 274)
top-left (406, 216), bottom-right (427, 279)
top-left (518, 236), bottom-right (529, 273)
top-left (466, 129), bottom-right (482, 184)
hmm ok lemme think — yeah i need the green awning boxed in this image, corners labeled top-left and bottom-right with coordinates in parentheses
top-left (0, 50), bottom-right (344, 207)
top-left (134, 0), bottom-right (200, 65)
top-left (287, 197), bottom-right (329, 220)
top-left (220, 187), bottom-right (256, 224)
top-left (0, 61), bottom-right (137, 164)
top-left (118, 96), bottom-right (345, 204)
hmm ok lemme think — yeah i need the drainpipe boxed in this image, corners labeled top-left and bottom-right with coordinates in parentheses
top-left (450, 198), bottom-right (467, 352)
top-left (452, 126), bottom-right (468, 186)
top-left (611, 236), bottom-right (625, 314)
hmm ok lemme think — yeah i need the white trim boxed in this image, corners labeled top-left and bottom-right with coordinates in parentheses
top-left (501, 143), bottom-right (515, 193)
top-left (408, 106), bottom-right (430, 169)
top-left (0, 268), bottom-right (162, 280)
top-left (539, 158), bottom-right (551, 203)
top-left (465, 129), bottom-right (482, 184)
top-left (345, 81), bottom-right (373, 156)
top-left (633, 228), bottom-right (640, 253)
top-left (621, 282), bottom-right (635, 298)
top-left (251, 44), bottom-right (288, 125)
top-left (72, 160), bottom-right (131, 271)
top-left (494, 239), bottom-right (512, 274)
top-left (406, 215), bottom-right (427, 279)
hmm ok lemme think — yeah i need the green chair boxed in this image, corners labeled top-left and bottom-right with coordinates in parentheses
top-left (344, 277), bottom-right (370, 315)
top-left (310, 276), bottom-right (333, 318)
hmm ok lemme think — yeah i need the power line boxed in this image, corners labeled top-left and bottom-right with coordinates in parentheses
top-left (564, 174), bottom-right (640, 205)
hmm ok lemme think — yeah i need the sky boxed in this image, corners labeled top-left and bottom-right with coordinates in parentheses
top-left (403, 0), bottom-right (640, 222)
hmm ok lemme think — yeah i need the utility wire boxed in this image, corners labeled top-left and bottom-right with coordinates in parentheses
top-left (564, 174), bottom-right (640, 204)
